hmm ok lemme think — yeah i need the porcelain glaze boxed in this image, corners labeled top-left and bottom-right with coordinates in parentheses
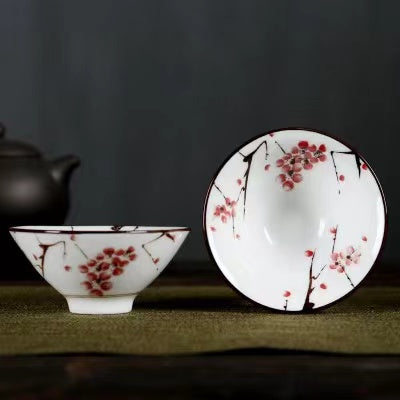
top-left (10, 225), bottom-right (190, 314)
top-left (203, 128), bottom-right (386, 312)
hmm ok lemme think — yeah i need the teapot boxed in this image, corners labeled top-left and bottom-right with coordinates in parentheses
top-left (0, 122), bottom-right (80, 279)
top-left (0, 123), bottom-right (80, 226)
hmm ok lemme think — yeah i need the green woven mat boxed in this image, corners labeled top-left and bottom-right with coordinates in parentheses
top-left (0, 285), bottom-right (399, 355)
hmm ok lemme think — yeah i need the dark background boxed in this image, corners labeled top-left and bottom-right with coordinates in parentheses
top-left (0, 0), bottom-right (397, 263)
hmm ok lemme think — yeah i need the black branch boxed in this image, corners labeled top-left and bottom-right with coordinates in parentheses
top-left (330, 150), bottom-right (362, 194)
top-left (303, 250), bottom-right (317, 311)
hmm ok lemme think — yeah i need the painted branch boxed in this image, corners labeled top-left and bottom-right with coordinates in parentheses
top-left (342, 267), bottom-right (355, 288)
top-left (275, 140), bottom-right (287, 154)
top-left (330, 150), bottom-right (362, 194)
top-left (241, 140), bottom-right (268, 218)
top-left (212, 139), bottom-right (268, 237)
top-left (166, 232), bottom-right (176, 242)
top-left (74, 242), bottom-right (89, 259)
top-left (142, 232), bottom-right (173, 265)
top-left (313, 264), bottom-right (327, 280)
top-left (38, 241), bottom-right (66, 278)
top-left (302, 250), bottom-right (316, 311)
top-left (213, 183), bottom-right (227, 201)
top-left (332, 225), bottom-right (338, 254)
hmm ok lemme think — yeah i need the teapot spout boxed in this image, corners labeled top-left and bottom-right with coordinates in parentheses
top-left (50, 155), bottom-right (80, 186)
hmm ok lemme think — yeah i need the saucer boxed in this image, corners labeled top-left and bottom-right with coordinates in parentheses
top-left (203, 128), bottom-right (386, 312)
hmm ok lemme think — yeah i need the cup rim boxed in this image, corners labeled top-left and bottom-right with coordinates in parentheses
top-left (9, 225), bottom-right (191, 234)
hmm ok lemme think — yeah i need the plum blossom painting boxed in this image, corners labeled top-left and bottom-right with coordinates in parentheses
top-left (10, 226), bottom-right (185, 299)
top-left (204, 128), bottom-right (386, 312)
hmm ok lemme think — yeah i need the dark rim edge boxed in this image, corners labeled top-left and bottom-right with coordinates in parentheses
top-left (9, 227), bottom-right (191, 234)
top-left (202, 126), bottom-right (388, 314)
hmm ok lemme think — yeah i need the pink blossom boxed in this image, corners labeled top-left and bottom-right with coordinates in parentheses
top-left (305, 250), bottom-right (314, 257)
top-left (275, 141), bottom-right (327, 191)
top-left (283, 180), bottom-right (294, 191)
top-left (330, 246), bottom-right (361, 273)
top-left (292, 173), bottom-right (302, 183)
top-left (214, 196), bottom-right (238, 224)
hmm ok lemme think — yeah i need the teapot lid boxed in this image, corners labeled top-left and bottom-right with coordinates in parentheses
top-left (0, 123), bottom-right (41, 157)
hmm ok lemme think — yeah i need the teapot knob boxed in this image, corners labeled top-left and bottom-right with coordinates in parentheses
top-left (0, 123), bottom-right (5, 138)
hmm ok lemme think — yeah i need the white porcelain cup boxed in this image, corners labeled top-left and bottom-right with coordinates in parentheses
top-left (10, 225), bottom-right (190, 314)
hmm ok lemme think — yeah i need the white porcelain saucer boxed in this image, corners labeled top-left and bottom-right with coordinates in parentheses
top-left (203, 128), bottom-right (386, 312)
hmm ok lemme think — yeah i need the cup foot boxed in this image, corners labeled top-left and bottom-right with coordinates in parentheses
top-left (65, 295), bottom-right (137, 314)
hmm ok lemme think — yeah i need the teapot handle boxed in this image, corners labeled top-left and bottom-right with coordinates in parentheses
top-left (0, 123), bottom-right (5, 138)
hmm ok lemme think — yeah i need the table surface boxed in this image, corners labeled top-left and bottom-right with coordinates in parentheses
top-left (1, 262), bottom-right (399, 400)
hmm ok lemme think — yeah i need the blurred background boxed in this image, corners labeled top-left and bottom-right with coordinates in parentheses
top-left (0, 0), bottom-right (397, 265)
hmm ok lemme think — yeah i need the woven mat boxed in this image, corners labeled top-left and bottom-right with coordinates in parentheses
top-left (0, 285), bottom-right (399, 355)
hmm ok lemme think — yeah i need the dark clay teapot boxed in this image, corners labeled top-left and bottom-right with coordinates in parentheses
top-left (0, 123), bottom-right (80, 226)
